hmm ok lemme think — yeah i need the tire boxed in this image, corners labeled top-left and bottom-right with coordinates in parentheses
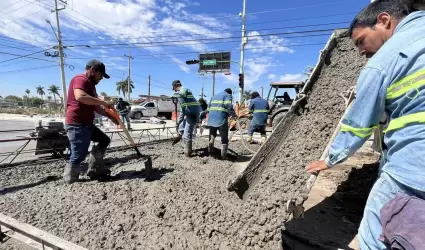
top-left (272, 111), bottom-right (287, 128)
top-left (134, 112), bottom-right (142, 120)
top-left (236, 118), bottom-right (251, 132)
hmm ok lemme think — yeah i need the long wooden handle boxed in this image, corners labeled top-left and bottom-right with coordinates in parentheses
top-left (104, 107), bottom-right (136, 147)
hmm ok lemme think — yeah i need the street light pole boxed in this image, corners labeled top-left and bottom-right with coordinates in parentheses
top-left (124, 48), bottom-right (134, 102)
top-left (239, 0), bottom-right (247, 103)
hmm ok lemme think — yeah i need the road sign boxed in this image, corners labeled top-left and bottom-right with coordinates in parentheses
top-left (202, 59), bottom-right (216, 66)
top-left (199, 52), bottom-right (231, 73)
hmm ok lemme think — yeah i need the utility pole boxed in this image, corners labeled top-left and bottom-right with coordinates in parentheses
top-left (261, 86), bottom-right (264, 97)
top-left (239, 0), bottom-right (247, 103)
top-left (48, 0), bottom-right (67, 113)
top-left (201, 74), bottom-right (204, 99)
top-left (212, 71), bottom-right (216, 96)
top-left (148, 74), bottom-right (151, 96)
top-left (124, 48), bottom-right (133, 102)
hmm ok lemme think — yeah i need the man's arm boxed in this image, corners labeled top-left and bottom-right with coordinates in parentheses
top-left (225, 95), bottom-right (235, 116)
top-left (307, 68), bottom-right (386, 172)
top-left (248, 100), bottom-right (254, 113)
top-left (74, 88), bottom-right (109, 107)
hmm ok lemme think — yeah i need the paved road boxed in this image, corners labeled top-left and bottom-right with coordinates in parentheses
top-left (0, 119), bottom-right (178, 165)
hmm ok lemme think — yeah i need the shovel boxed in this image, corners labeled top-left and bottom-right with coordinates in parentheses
top-left (171, 97), bottom-right (182, 145)
top-left (104, 107), bottom-right (153, 176)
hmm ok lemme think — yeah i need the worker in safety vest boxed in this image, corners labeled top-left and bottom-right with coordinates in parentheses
top-left (247, 91), bottom-right (269, 144)
top-left (172, 80), bottom-right (201, 156)
top-left (205, 88), bottom-right (235, 159)
top-left (306, 2), bottom-right (425, 249)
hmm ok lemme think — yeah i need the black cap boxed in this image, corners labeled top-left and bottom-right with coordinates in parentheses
top-left (172, 80), bottom-right (181, 90)
top-left (86, 59), bottom-right (110, 79)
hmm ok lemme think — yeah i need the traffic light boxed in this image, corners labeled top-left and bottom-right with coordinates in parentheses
top-left (238, 73), bottom-right (244, 88)
top-left (185, 59), bottom-right (200, 65)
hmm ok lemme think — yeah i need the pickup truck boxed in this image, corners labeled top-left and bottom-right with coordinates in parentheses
top-left (129, 100), bottom-right (175, 120)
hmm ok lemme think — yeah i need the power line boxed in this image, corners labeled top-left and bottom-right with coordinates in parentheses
top-left (0, 64), bottom-right (57, 74)
top-left (0, 48), bottom-right (54, 64)
top-left (0, 0), bottom-right (24, 12)
top-left (61, 21), bottom-right (346, 42)
top-left (65, 28), bottom-right (337, 48)
top-left (2, 8), bottom-right (45, 25)
top-left (246, 0), bottom-right (354, 15)
top-left (247, 12), bottom-right (357, 26)
top-left (0, 1), bottom-right (32, 19)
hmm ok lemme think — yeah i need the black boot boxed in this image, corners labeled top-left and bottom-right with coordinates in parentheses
top-left (87, 145), bottom-right (111, 180)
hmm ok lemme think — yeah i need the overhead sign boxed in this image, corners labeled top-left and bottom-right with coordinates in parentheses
top-left (199, 52), bottom-right (231, 73)
top-left (202, 59), bottom-right (217, 66)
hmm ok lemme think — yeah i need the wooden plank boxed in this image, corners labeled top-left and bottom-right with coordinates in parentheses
top-left (0, 213), bottom-right (87, 250)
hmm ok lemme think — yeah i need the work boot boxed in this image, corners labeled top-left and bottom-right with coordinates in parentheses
top-left (127, 123), bottom-right (131, 131)
top-left (221, 144), bottom-right (228, 160)
top-left (86, 145), bottom-right (111, 180)
top-left (208, 135), bottom-right (216, 155)
top-left (184, 141), bottom-right (193, 157)
top-left (62, 163), bottom-right (80, 184)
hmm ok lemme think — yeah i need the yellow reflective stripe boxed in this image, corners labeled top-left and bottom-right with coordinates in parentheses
top-left (253, 109), bottom-right (268, 113)
top-left (181, 102), bottom-right (199, 107)
top-left (384, 111), bottom-right (425, 133)
top-left (387, 69), bottom-right (425, 100)
top-left (208, 107), bottom-right (228, 112)
top-left (211, 100), bottom-right (232, 104)
top-left (187, 95), bottom-right (194, 98)
top-left (340, 124), bottom-right (376, 138)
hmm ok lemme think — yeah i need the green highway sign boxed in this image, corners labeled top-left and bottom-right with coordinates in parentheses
top-left (202, 59), bottom-right (217, 66)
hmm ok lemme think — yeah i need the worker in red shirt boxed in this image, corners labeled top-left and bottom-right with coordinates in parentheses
top-left (63, 59), bottom-right (119, 184)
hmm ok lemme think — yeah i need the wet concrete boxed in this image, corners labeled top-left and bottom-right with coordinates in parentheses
top-left (0, 32), bottom-right (369, 250)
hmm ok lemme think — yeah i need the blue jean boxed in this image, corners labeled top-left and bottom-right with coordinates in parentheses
top-left (358, 171), bottom-right (425, 250)
top-left (209, 124), bottom-right (229, 145)
top-left (178, 115), bottom-right (198, 142)
top-left (248, 122), bottom-right (266, 137)
top-left (66, 124), bottom-right (111, 165)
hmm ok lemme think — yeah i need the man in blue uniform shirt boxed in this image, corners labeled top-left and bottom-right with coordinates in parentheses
top-left (172, 80), bottom-right (201, 157)
top-left (205, 88), bottom-right (235, 159)
top-left (247, 91), bottom-right (269, 144)
top-left (306, 1), bottom-right (425, 249)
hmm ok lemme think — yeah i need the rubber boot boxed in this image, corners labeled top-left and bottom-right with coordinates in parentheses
top-left (208, 135), bottom-right (216, 155)
top-left (127, 122), bottom-right (131, 131)
top-left (221, 144), bottom-right (228, 160)
top-left (87, 145), bottom-right (111, 180)
top-left (62, 163), bottom-right (80, 184)
top-left (184, 141), bottom-right (192, 157)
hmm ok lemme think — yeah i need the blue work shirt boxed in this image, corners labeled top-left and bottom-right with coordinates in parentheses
top-left (207, 91), bottom-right (235, 127)
top-left (172, 87), bottom-right (201, 121)
top-left (248, 97), bottom-right (269, 126)
top-left (326, 11), bottom-right (425, 192)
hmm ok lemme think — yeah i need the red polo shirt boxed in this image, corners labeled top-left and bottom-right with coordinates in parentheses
top-left (65, 74), bottom-right (97, 125)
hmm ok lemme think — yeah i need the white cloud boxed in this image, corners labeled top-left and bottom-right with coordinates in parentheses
top-left (245, 31), bottom-right (294, 54)
top-left (279, 73), bottom-right (305, 82)
top-left (268, 74), bottom-right (276, 80)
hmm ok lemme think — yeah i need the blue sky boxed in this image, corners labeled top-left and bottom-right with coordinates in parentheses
top-left (0, 0), bottom-right (370, 100)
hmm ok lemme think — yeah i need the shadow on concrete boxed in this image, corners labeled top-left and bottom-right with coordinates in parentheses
top-left (0, 176), bottom-right (60, 195)
top-left (192, 147), bottom-right (239, 161)
top-left (281, 162), bottom-right (379, 250)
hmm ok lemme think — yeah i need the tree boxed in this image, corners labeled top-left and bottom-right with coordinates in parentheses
top-left (100, 92), bottom-right (108, 97)
top-left (243, 90), bottom-right (252, 102)
top-left (116, 77), bottom-right (134, 99)
top-left (48, 85), bottom-right (60, 108)
top-left (25, 89), bottom-right (30, 97)
top-left (36, 86), bottom-right (45, 100)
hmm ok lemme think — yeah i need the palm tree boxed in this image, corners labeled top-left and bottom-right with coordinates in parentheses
top-left (243, 90), bottom-right (252, 103)
top-left (36, 86), bottom-right (45, 100)
top-left (25, 89), bottom-right (30, 97)
top-left (100, 92), bottom-right (108, 97)
top-left (116, 77), bottom-right (134, 99)
top-left (48, 85), bottom-right (60, 108)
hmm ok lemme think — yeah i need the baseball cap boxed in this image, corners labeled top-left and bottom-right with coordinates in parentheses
top-left (86, 59), bottom-right (110, 79)
top-left (172, 80), bottom-right (181, 90)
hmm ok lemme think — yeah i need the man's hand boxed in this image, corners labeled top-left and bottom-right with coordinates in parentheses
top-left (305, 160), bottom-right (329, 174)
top-left (102, 101), bottom-right (115, 109)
